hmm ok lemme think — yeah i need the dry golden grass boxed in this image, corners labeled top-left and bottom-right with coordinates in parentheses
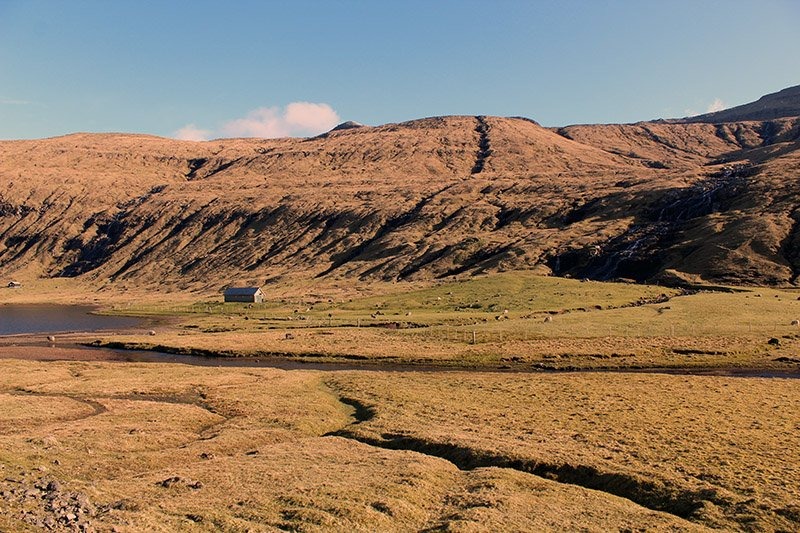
top-left (327, 370), bottom-right (800, 531)
top-left (3, 274), bottom-right (799, 529)
top-left (0, 359), bottom-right (717, 531)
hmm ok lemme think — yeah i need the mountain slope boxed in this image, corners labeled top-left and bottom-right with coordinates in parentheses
top-left (674, 84), bottom-right (800, 123)
top-left (2, 92), bottom-right (800, 291)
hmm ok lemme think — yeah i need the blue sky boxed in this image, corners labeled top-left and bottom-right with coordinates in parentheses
top-left (1, 0), bottom-right (798, 140)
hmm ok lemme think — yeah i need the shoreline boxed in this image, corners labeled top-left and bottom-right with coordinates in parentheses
top-left (1, 341), bottom-right (798, 379)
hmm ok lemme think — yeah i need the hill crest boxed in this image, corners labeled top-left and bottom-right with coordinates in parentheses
top-left (1, 88), bottom-right (800, 290)
top-left (672, 84), bottom-right (800, 124)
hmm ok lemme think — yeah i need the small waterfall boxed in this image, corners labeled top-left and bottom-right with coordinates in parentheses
top-left (551, 164), bottom-right (752, 281)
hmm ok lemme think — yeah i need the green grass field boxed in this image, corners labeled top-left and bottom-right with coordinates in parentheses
top-left (78, 271), bottom-right (800, 371)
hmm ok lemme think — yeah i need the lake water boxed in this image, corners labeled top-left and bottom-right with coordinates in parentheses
top-left (0, 304), bottom-right (141, 335)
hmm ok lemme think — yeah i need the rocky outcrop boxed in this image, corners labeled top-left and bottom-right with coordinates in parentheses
top-left (0, 472), bottom-right (96, 531)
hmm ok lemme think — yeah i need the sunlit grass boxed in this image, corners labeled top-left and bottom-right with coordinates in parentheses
top-left (71, 271), bottom-right (800, 370)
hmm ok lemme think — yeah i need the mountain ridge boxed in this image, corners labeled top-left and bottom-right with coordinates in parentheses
top-left (671, 84), bottom-right (800, 124)
top-left (1, 87), bottom-right (799, 290)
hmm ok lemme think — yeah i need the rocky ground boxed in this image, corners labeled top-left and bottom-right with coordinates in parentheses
top-left (1, 470), bottom-right (97, 532)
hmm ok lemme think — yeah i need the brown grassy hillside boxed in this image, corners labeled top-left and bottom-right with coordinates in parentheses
top-left (1, 103), bottom-right (800, 291)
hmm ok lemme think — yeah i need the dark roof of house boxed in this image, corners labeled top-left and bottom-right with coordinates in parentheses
top-left (223, 287), bottom-right (262, 296)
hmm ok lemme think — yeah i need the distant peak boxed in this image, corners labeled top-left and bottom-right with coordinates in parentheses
top-left (671, 83), bottom-right (800, 124)
top-left (329, 121), bottom-right (365, 132)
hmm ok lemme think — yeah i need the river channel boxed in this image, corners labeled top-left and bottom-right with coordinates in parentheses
top-left (0, 305), bottom-right (797, 378)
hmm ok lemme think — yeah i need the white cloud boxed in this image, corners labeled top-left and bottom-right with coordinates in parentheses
top-left (706, 98), bottom-right (727, 113)
top-left (173, 123), bottom-right (212, 141)
top-left (284, 102), bottom-right (341, 134)
top-left (173, 102), bottom-right (340, 141)
top-left (220, 102), bottom-right (340, 138)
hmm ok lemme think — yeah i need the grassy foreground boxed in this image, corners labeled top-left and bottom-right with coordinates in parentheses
top-left (1, 359), bottom-right (797, 531)
top-left (2, 272), bottom-right (799, 530)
